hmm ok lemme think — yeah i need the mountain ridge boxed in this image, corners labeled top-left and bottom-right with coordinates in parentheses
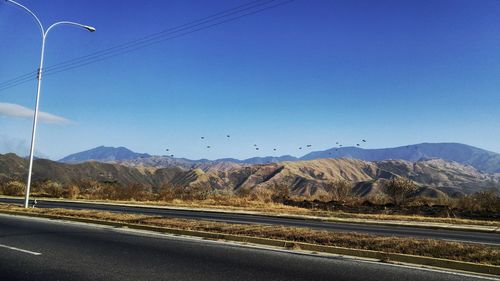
top-left (58, 143), bottom-right (500, 173)
top-left (59, 146), bottom-right (151, 163)
top-left (301, 143), bottom-right (500, 173)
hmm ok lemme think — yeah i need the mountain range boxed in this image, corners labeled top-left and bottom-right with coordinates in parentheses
top-left (2, 153), bottom-right (499, 199)
top-left (9, 142), bottom-right (493, 200)
top-left (59, 143), bottom-right (500, 173)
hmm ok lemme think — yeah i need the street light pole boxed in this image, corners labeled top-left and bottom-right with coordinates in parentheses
top-left (5, 0), bottom-right (95, 208)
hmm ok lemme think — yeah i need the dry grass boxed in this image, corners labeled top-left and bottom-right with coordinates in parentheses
top-left (0, 203), bottom-right (498, 265)
top-left (71, 197), bottom-right (500, 227)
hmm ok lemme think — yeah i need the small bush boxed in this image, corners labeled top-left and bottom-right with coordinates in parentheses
top-left (113, 183), bottom-right (152, 201)
top-left (248, 187), bottom-right (274, 203)
top-left (65, 184), bottom-right (80, 199)
top-left (384, 177), bottom-right (418, 206)
top-left (157, 184), bottom-right (177, 201)
top-left (457, 190), bottom-right (500, 213)
top-left (270, 183), bottom-right (290, 203)
top-left (324, 179), bottom-right (353, 202)
top-left (42, 181), bottom-right (64, 198)
top-left (1, 180), bottom-right (25, 196)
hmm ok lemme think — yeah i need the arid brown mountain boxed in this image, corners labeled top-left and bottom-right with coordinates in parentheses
top-left (113, 156), bottom-right (245, 172)
top-left (2, 153), bottom-right (499, 199)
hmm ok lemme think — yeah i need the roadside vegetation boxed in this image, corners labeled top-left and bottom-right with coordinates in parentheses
top-left (0, 203), bottom-right (498, 266)
top-left (0, 178), bottom-right (499, 227)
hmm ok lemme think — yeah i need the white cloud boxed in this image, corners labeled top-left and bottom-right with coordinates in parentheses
top-left (0, 102), bottom-right (72, 124)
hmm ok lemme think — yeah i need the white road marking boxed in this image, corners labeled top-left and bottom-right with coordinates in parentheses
top-left (0, 243), bottom-right (41, 255)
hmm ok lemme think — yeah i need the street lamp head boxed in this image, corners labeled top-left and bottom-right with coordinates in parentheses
top-left (84, 25), bottom-right (96, 32)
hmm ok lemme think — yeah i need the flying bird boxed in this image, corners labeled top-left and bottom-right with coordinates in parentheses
top-left (255, 148), bottom-right (259, 150)
top-left (362, 139), bottom-right (367, 142)
top-left (227, 135), bottom-right (230, 138)
top-left (273, 148), bottom-right (277, 151)
top-left (356, 144), bottom-right (360, 146)
top-left (253, 144), bottom-right (257, 147)
top-left (206, 146), bottom-right (211, 148)
top-left (165, 148), bottom-right (169, 151)
top-left (201, 136), bottom-right (205, 139)
top-left (299, 147), bottom-right (302, 150)
top-left (170, 154), bottom-right (174, 157)
top-left (306, 144), bottom-right (312, 147)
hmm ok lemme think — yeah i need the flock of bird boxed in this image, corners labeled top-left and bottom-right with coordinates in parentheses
top-left (162, 135), bottom-right (371, 159)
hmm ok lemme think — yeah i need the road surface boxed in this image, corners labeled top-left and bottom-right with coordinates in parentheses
top-left (0, 214), bottom-right (493, 281)
top-left (0, 197), bottom-right (499, 246)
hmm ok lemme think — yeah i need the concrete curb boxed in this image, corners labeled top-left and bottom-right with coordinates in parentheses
top-left (0, 209), bottom-right (498, 276)
top-left (1, 196), bottom-right (497, 234)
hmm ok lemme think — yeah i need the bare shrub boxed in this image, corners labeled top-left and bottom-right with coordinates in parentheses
top-left (30, 181), bottom-right (44, 194)
top-left (65, 184), bottom-right (80, 199)
top-left (384, 177), bottom-right (418, 206)
top-left (157, 184), bottom-right (177, 201)
top-left (115, 183), bottom-right (152, 201)
top-left (270, 183), bottom-right (290, 202)
top-left (236, 187), bottom-right (252, 198)
top-left (42, 181), bottom-right (64, 198)
top-left (248, 187), bottom-right (274, 203)
top-left (1, 180), bottom-right (25, 196)
top-left (324, 179), bottom-right (353, 202)
top-left (97, 183), bottom-right (119, 200)
top-left (369, 193), bottom-right (391, 205)
top-left (77, 180), bottom-right (103, 199)
top-left (158, 184), bottom-right (213, 201)
top-left (457, 190), bottom-right (500, 213)
top-left (183, 184), bottom-right (214, 201)
top-left (411, 196), bottom-right (459, 208)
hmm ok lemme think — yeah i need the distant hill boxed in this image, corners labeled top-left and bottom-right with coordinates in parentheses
top-left (59, 146), bottom-right (298, 170)
top-left (59, 146), bottom-right (150, 163)
top-left (301, 143), bottom-right (500, 173)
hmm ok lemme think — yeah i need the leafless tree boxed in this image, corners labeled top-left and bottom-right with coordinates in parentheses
top-left (384, 177), bottom-right (418, 206)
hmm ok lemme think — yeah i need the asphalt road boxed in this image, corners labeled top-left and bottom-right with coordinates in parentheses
top-left (0, 197), bottom-right (499, 246)
top-left (0, 214), bottom-right (493, 281)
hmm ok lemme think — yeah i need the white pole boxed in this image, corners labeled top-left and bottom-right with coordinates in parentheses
top-left (24, 35), bottom-right (46, 208)
top-left (5, 0), bottom-right (95, 208)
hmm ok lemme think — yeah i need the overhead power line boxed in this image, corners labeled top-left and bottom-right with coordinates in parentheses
top-left (0, 0), bottom-right (295, 93)
top-left (0, 0), bottom-right (277, 89)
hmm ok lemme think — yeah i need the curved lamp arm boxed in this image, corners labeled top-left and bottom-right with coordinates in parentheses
top-left (5, 0), bottom-right (44, 36)
top-left (45, 21), bottom-right (96, 38)
top-left (5, 0), bottom-right (96, 38)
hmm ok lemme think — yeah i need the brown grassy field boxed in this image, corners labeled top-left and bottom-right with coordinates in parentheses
top-left (0, 203), bottom-right (498, 265)
top-left (58, 196), bottom-right (500, 227)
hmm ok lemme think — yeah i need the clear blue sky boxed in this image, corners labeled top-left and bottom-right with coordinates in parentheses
top-left (1, 0), bottom-right (499, 160)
